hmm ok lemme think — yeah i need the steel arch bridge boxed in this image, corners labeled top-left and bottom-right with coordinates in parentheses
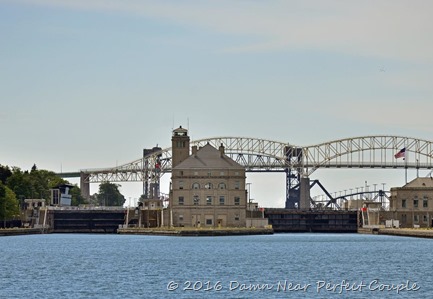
top-left (75, 135), bottom-right (433, 209)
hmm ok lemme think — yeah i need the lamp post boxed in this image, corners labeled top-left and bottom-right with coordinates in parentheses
top-left (246, 183), bottom-right (251, 209)
top-left (246, 183), bottom-right (252, 224)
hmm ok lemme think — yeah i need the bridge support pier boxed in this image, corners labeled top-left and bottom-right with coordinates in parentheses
top-left (285, 168), bottom-right (299, 209)
top-left (299, 177), bottom-right (311, 210)
top-left (80, 172), bottom-right (90, 200)
top-left (285, 174), bottom-right (311, 210)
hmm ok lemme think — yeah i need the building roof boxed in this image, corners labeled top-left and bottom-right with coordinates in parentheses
top-left (174, 143), bottom-right (244, 170)
top-left (403, 177), bottom-right (433, 188)
top-left (172, 126), bottom-right (188, 136)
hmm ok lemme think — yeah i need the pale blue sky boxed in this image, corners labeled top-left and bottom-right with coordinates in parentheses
top-left (2, 0), bottom-right (433, 207)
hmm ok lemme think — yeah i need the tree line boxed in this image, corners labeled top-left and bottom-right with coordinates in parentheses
top-left (0, 163), bottom-right (126, 222)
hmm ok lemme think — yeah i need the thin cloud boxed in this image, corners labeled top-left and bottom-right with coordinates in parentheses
top-left (9, 0), bottom-right (433, 63)
top-left (330, 98), bottom-right (433, 133)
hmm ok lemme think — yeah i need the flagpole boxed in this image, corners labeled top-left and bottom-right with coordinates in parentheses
top-left (405, 145), bottom-right (407, 184)
top-left (395, 147), bottom-right (407, 184)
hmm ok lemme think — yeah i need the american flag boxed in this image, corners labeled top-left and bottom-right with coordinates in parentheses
top-left (394, 148), bottom-right (406, 159)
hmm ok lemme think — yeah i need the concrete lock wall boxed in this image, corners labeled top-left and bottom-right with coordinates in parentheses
top-left (246, 218), bottom-right (269, 228)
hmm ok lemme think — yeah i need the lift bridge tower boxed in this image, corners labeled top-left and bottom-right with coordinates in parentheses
top-left (143, 126), bottom-right (190, 200)
top-left (142, 147), bottom-right (162, 199)
top-left (285, 146), bottom-right (310, 210)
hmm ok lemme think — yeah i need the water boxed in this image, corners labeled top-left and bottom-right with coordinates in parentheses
top-left (0, 233), bottom-right (431, 299)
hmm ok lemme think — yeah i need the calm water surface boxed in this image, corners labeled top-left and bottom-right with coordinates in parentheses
top-left (0, 233), bottom-right (432, 299)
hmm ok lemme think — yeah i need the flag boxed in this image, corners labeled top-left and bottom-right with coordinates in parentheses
top-left (394, 148), bottom-right (406, 159)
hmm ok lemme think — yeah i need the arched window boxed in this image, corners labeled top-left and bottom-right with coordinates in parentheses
top-left (205, 182), bottom-right (213, 189)
top-left (192, 182), bottom-right (200, 189)
top-left (218, 182), bottom-right (226, 189)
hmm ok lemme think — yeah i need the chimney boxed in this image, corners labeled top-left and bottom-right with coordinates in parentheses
top-left (219, 144), bottom-right (225, 156)
top-left (192, 146), bottom-right (198, 156)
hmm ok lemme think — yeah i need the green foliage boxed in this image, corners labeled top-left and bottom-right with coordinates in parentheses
top-left (6, 167), bottom-right (33, 199)
top-left (6, 166), bottom-right (66, 199)
top-left (97, 182), bottom-right (125, 206)
top-left (0, 182), bottom-right (20, 220)
top-left (0, 164), bottom-right (12, 184)
top-left (70, 185), bottom-right (86, 206)
top-left (3, 165), bottom-right (86, 206)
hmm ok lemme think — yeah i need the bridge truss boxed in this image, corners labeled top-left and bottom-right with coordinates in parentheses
top-left (77, 135), bottom-right (433, 209)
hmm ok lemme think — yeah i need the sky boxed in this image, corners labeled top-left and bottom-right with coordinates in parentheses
top-left (1, 0), bottom-right (433, 207)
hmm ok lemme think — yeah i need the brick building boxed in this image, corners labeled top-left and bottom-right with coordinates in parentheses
top-left (387, 177), bottom-right (433, 228)
top-left (169, 126), bottom-right (247, 227)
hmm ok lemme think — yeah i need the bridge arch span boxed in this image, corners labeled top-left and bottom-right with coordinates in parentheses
top-left (297, 135), bottom-right (433, 175)
top-left (71, 135), bottom-right (433, 208)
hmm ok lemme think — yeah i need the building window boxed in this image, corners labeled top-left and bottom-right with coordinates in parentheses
top-left (179, 215), bottom-right (184, 221)
top-left (192, 182), bottom-right (200, 189)
top-left (177, 141), bottom-right (186, 148)
top-left (220, 171), bottom-right (225, 176)
top-left (423, 199), bottom-right (428, 208)
top-left (193, 196), bottom-right (200, 205)
top-left (205, 182), bottom-right (212, 189)
top-left (234, 214), bottom-right (240, 221)
top-left (235, 171), bottom-right (239, 176)
top-left (179, 171), bottom-right (184, 176)
top-left (206, 196), bottom-right (212, 205)
top-left (414, 215), bottom-right (419, 223)
top-left (206, 219), bottom-right (213, 225)
top-left (193, 171), bottom-right (198, 176)
top-left (208, 171), bottom-right (212, 177)
top-left (423, 215), bottom-right (429, 223)
top-left (219, 182), bottom-right (226, 189)
top-left (234, 181), bottom-right (240, 190)
top-left (179, 181), bottom-right (184, 190)
top-left (234, 197), bottom-right (240, 205)
top-left (402, 199), bottom-right (406, 208)
top-left (414, 199), bottom-right (419, 208)
top-left (219, 196), bottom-right (225, 205)
top-left (178, 197), bottom-right (184, 205)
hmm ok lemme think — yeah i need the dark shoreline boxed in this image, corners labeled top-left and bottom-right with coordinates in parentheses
top-left (117, 227), bottom-right (274, 236)
top-left (358, 227), bottom-right (433, 239)
top-left (5, 227), bottom-right (433, 239)
top-left (0, 228), bottom-right (45, 237)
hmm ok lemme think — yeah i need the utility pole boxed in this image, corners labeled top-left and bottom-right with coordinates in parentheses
top-left (246, 182), bottom-right (252, 219)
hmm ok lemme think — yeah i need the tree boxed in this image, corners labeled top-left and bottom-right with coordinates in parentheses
top-left (70, 185), bottom-right (86, 206)
top-left (29, 169), bottom-right (66, 199)
top-left (6, 167), bottom-right (33, 199)
top-left (0, 164), bottom-right (90, 207)
top-left (6, 167), bottom-right (67, 199)
top-left (4, 165), bottom-right (87, 206)
top-left (0, 182), bottom-right (20, 224)
top-left (97, 182), bottom-right (125, 206)
top-left (0, 164), bottom-right (12, 184)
